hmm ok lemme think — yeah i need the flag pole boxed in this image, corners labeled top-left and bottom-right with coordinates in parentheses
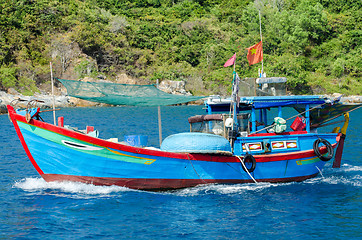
top-left (258, 10), bottom-right (264, 76)
top-left (233, 52), bottom-right (236, 72)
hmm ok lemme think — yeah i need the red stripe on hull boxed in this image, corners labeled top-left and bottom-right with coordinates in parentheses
top-left (8, 111), bottom-right (44, 175)
top-left (41, 173), bottom-right (319, 190)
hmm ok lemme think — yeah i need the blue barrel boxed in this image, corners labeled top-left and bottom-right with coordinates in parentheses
top-left (161, 132), bottom-right (232, 154)
top-left (124, 135), bottom-right (148, 147)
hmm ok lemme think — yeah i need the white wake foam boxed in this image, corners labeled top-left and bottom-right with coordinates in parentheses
top-left (305, 175), bottom-right (361, 187)
top-left (341, 164), bottom-right (362, 172)
top-left (173, 182), bottom-right (295, 196)
top-left (14, 177), bottom-right (131, 198)
top-left (14, 171), bottom-right (361, 198)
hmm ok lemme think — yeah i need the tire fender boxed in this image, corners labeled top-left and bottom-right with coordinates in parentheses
top-left (242, 153), bottom-right (256, 173)
top-left (313, 138), bottom-right (334, 161)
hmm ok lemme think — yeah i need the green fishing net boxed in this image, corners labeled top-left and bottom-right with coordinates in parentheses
top-left (57, 78), bottom-right (204, 106)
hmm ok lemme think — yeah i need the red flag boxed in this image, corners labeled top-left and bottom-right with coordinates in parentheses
top-left (223, 53), bottom-right (236, 67)
top-left (246, 41), bottom-right (263, 66)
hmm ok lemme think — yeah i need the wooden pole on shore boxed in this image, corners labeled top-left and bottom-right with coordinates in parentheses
top-left (157, 79), bottom-right (162, 147)
top-left (50, 62), bottom-right (56, 125)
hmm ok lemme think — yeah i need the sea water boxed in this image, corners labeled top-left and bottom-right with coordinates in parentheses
top-left (0, 106), bottom-right (361, 239)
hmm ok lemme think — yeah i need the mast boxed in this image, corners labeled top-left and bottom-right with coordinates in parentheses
top-left (232, 56), bottom-right (237, 129)
top-left (230, 54), bottom-right (239, 151)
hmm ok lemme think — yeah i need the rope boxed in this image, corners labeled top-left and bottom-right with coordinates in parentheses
top-left (236, 156), bottom-right (257, 183)
top-left (286, 103), bottom-right (326, 121)
top-left (312, 105), bottom-right (361, 128)
top-left (315, 166), bottom-right (324, 178)
top-left (249, 122), bottom-right (276, 135)
top-left (187, 154), bottom-right (207, 184)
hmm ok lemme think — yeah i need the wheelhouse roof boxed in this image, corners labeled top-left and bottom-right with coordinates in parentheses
top-left (206, 95), bottom-right (332, 112)
top-left (240, 95), bottom-right (328, 109)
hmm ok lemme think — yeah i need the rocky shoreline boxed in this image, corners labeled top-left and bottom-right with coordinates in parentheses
top-left (0, 91), bottom-right (110, 114)
top-left (0, 80), bottom-right (202, 114)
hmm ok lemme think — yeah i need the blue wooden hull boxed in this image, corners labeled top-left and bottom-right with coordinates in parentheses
top-left (8, 105), bottom-right (339, 190)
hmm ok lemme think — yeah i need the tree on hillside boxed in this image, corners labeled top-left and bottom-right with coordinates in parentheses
top-left (0, 0), bottom-right (360, 95)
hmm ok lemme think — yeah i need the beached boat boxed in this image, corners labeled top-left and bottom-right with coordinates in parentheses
top-left (7, 86), bottom-right (361, 189)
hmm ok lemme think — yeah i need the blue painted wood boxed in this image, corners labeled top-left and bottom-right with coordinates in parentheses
top-left (278, 106), bottom-right (282, 118)
top-left (251, 108), bottom-right (256, 132)
top-left (18, 122), bottom-right (328, 181)
top-left (263, 108), bottom-right (267, 125)
top-left (306, 104), bottom-right (310, 133)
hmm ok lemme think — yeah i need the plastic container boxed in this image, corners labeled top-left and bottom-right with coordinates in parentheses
top-left (291, 116), bottom-right (306, 131)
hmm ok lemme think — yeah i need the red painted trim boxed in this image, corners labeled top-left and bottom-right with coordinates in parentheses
top-left (251, 143), bottom-right (337, 163)
top-left (7, 105), bottom-right (44, 174)
top-left (41, 173), bottom-right (319, 190)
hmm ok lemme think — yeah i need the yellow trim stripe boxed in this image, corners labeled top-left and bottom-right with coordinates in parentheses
top-left (106, 148), bottom-right (156, 165)
top-left (296, 156), bottom-right (320, 165)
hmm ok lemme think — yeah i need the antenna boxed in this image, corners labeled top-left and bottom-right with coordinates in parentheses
top-left (259, 10), bottom-right (264, 76)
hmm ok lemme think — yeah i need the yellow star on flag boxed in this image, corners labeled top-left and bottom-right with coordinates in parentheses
top-left (246, 41), bottom-right (263, 65)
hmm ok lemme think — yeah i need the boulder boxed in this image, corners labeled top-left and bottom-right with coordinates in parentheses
top-left (158, 80), bottom-right (190, 95)
top-left (0, 90), bottom-right (73, 114)
top-left (7, 88), bottom-right (19, 95)
top-left (115, 73), bottom-right (137, 84)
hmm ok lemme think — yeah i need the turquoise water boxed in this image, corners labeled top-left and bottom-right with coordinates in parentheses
top-left (1, 106), bottom-right (361, 239)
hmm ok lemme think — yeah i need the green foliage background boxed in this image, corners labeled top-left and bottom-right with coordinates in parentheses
top-left (0, 0), bottom-right (361, 95)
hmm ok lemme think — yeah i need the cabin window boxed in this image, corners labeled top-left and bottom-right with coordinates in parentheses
top-left (190, 120), bottom-right (225, 136)
top-left (237, 113), bottom-right (250, 132)
top-left (189, 113), bottom-right (250, 137)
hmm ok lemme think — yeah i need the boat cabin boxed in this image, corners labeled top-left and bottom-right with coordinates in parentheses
top-left (185, 95), bottom-right (341, 156)
top-left (188, 113), bottom-right (250, 138)
top-left (204, 95), bottom-right (331, 135)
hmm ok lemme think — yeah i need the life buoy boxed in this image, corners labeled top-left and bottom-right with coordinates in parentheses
top-left (313, 138), bottom-right (334, 161)
top-left (242, 154), bottom-right (256, 173)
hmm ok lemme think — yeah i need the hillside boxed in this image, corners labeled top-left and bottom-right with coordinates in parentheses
top-left (0, 0), bottom-right (361, 96)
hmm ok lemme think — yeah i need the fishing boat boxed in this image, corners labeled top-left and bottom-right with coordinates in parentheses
top-left (7, 79), bottom-right (361, 190)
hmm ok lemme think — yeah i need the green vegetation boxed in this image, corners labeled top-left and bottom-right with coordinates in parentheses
top-left (0, 0), bottom-right (361, 95)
